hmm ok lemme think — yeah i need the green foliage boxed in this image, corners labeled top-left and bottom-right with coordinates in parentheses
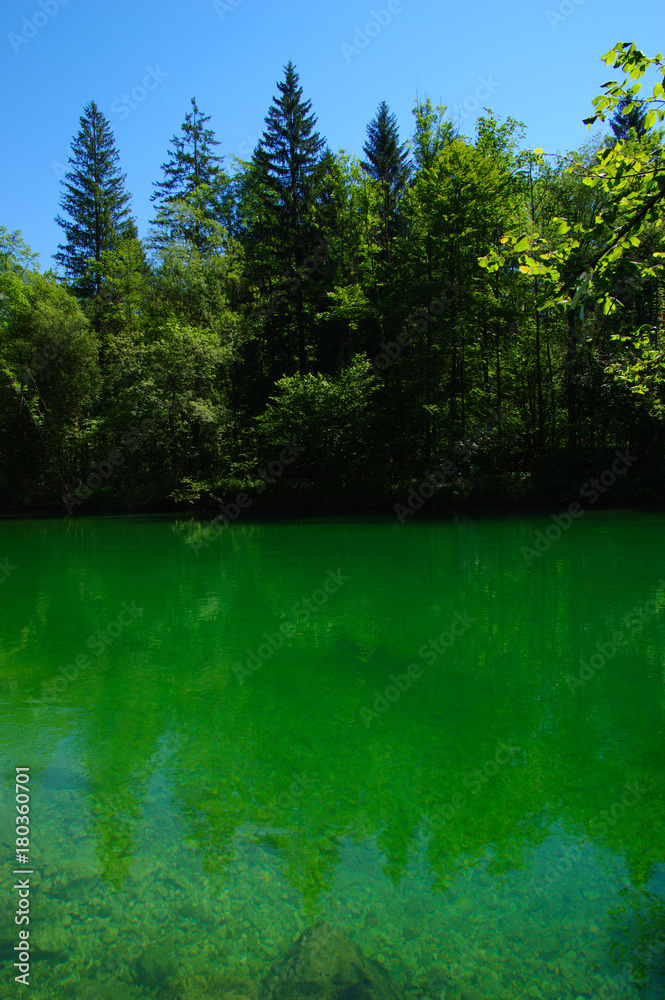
top-left (610, 93), bottom-right (651, 142)
top-left (55, 100), bottom-right (134, 297)
top-left (253, 61), bottom-right (325, 234)
top-left (244, 62), bottom-right (327, 378)
top-left (84, 237), bottom-right (150, 338)
top-left (605, 325), bottom-right (665, 417)
top-left (4, 42), bottom-right (665, 510)
top-left (362, 100), bottom-right (410, 195)
top-left (0, 262), bottom-right (99, 503)
top-left (0, 225), bottom-right (39, 275)
top-left (480, 43), bottom-right (665, 310)
top-left (98, 325), bottom-right (233, 505)
top-left (146, 232), bottom-right (240, 336)
top-left (411, 98), bottom-right (455, 171)
top-left (150, 98), bottom-right (227, 255)
top-left (255, 356), bottom-right (382, 496)
top-left (479, 43), bottom-right (665, 431)
top-left (361, 100), bottom-right (410, 260)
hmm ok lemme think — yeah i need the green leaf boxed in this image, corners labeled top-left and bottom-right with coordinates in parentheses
top-left (571, 283), bottom-right (585, 309)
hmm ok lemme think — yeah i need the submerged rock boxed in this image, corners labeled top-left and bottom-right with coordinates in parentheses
top-left (179, 973), bottom-right (259, 1000)
top-left (41, 764), bottom-right (86, 791)
top-left (261, 922), bottom-right (403, 1000)
top-left (134, 939), bottom-right (177, 991)
top-left (418, 966), bottom-right (455, 996)
top-left (33, 923), bottom-right (69, 956)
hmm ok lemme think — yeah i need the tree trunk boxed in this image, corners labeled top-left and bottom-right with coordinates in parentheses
top-left (566, 310), bottom-right (578, 449)
top-left (534, 279), bottom-right (544, 449)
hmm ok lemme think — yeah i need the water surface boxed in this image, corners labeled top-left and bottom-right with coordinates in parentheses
top-left (1, 511), bottom-right (664, 999)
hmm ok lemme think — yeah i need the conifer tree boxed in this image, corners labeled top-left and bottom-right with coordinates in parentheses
top-left (55, 100), bottom-right (134, 297)
top-left (150, 97), bottom-right (226, 254)
top-left (251, 61), bottom-right (326, 374)
top-left (254, 62), bottom-right (325, 238)
top-left (610, 94), bottom-right (649, 142)
top-left (361, 101), bottom-right (410, 258)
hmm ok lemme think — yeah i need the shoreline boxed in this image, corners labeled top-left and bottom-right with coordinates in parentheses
top-left (1, 491), bottom-right (663, 520)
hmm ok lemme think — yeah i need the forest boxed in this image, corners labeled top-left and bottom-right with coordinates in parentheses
top-left (1, 41), bottom-right (664, 515)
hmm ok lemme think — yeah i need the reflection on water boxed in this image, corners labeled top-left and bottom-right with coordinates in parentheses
top-left (0, 512), bottom-right (664, 998)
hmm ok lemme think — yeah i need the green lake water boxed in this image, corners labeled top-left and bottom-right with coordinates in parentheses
top-left (1, 511), bottom-right (664, 999)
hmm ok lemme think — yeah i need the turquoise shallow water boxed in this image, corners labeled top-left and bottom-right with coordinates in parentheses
top-left (0, 511), bottom-right (664, 998)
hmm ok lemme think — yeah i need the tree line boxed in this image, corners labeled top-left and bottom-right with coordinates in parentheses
top-left (1, 46), bottom-right (664, 512)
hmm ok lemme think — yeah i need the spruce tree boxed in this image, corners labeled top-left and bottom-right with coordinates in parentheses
top-left (361, 101), bottom-right (410, 257)
top-left (252, 61), bottom-right (326, 374)
top-left (150, 98), bottom-right (225, 254)
top-left (254, 62), bottom-right (325, 238)
top-left (610, 94), bottom-right (649, 142)
top-left (55, 100), bottom-right (134, 297)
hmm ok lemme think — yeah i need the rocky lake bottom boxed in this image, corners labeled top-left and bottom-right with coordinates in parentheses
top-left (1, 769), bottom-right (662, 1000)
top-left (2, 514), bottom-right (665, 1000)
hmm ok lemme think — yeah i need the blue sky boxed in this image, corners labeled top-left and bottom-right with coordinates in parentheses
top-left (1, 0), bottom-right (661, 268)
